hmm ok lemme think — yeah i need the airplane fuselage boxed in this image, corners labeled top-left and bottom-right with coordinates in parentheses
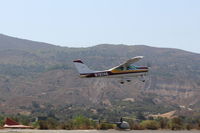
top-left (80, 66), bottom-right (148, 78)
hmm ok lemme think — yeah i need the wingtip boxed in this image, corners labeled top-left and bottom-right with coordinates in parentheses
top-left (73, 59), bottom-right (83, 63)
top-left (132, 56), bottom-right (144, 59)
top-left (139, 56), bottom-right (144, 58)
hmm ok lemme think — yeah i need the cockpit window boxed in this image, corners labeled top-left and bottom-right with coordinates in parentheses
top-left (116, 65), bottom-right (138, 70)
top-left (115, 66), bottom-right (123, 70)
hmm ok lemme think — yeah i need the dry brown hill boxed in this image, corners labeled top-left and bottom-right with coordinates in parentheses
top-left (0, 34), bottom-right (199, 117)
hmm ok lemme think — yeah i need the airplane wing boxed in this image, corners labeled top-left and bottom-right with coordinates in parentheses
top-left (109, 56), bottom-right (143, 70)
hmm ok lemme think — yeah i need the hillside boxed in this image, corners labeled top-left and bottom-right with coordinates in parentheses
top-left (0, 34), bottom-right (199, 119)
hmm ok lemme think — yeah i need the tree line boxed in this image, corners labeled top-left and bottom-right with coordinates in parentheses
top-left (0, 114), bottom-right (200, 130)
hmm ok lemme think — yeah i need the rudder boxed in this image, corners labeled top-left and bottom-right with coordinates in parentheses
top-left (73, 59), bottom-right (94, 74)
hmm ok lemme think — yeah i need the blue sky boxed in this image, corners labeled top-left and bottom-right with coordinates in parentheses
top-left (0, 0), bottom-right (200, 53)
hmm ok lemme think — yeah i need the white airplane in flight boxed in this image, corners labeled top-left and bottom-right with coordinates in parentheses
top-left (73, 56), bottom-right (149, 84)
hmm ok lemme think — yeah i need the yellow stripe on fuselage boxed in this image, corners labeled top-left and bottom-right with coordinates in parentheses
top-left (111, 69), bottom-right (148, 73)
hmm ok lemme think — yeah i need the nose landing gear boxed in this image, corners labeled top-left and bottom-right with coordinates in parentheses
top-left (139, 75), bottom-right (146, 82)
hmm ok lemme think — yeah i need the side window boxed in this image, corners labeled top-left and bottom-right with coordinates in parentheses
top-left (128, 65), bottom-right (136, 70)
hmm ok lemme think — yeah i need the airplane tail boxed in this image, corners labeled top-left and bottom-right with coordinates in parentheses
top-left (4, 117), bottom-right (32, 129)
top-left (73, 59), bottom-right (94, 74)
top-left (5, 118), bottom-right (20, 125)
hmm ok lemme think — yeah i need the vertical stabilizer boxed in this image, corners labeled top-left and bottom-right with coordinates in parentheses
top-left (5, 118), bottom-right (20, 125)
top-left (73, 60), bottom-right (94, 74)
top-left (4, 117), bottom-right (32, 128)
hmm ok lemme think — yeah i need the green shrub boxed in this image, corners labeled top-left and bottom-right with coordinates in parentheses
top-left (156, 117), bottom-right (169, 129)
top-left (38, 120), bottom-right (48, 129)
top-left (130, 122), bottom-right (144, 130)
top-left (168, 117), bottom-right (184, 130)
top-left (0, 116), bottom-right (4, 127)
top-left (61, 121), bottom-right (74, 130)
top-left (71, 115), bottom-right (97, 129)
top-left (186, 124), bottom-right (191, 130)
top-left (140, 120), bottom-right (160, 130)
top-left (32, 121), bottom-right (39, 129)
top-left (99, 123), bottom-right (115, 130)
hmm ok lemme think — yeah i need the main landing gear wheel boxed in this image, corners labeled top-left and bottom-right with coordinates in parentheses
top-left (126, 80), bottom-right (131, 82)
top-left (120, 81), bottom-right (124, 84)
top-left (142, 74), bottom-right (152, 90)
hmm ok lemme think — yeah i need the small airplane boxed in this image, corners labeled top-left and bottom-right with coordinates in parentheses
top-left (73, 56), bottom-right (149, 84)
top-left (99, 117), bottom-right (130, 130)
top-left (114, 117), bottom-right (130, 130)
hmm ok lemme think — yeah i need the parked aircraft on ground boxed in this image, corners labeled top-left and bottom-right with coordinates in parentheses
top-left (3, 118), bottom-right (32, 129)
top-left (99, 117), bottom-right (130, 130)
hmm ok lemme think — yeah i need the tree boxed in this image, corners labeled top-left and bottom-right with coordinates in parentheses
top-left (168, 117), bottom-right (184, 130)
